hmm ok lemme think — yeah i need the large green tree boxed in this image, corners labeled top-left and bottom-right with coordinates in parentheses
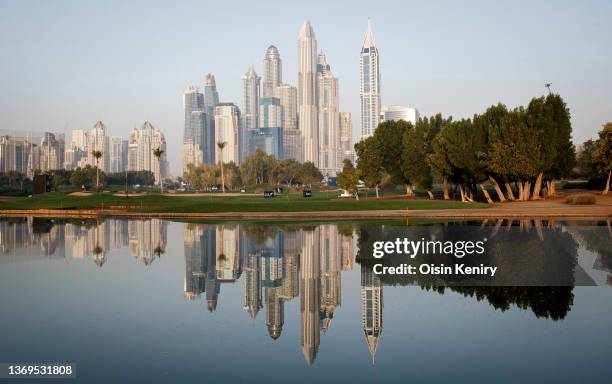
top-left (372, 120), bottom-right (414, 196)
top-left (355, 136), bottom-right (385, 198)
top-left (402, 114), bottom-right (450, 199)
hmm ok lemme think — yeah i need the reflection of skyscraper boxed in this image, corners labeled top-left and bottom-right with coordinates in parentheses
top-left (243, 250), bottom-right (262, 319)
top-left (300, 227), bottom-right (320, 366)
top-left (361, 263), bottom-right (383, 366)
top-left (265, 286), bottom-right (284, 340)
top-left (280, 230), bottom-right (301, 300)
top-left (216, 225), bottom-right (241, 281)
top-left (128, 219), bottom-right (167, 266)
top-left (184, 224), bottom-right (207, 300)
top-left (319, 225), bottom-right (341, 333)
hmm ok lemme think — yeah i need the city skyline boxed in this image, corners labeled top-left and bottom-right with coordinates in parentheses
top-left (1, 1), bottom-right (611, 176)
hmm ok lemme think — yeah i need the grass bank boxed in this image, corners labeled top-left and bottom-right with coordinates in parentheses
top-left (0, 191), bottom-right (487, 213)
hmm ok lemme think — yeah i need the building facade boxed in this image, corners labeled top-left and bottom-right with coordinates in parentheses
top-left (380, 105), bottom-right (419, 125)
top-left (214, 103), bottom-right (242, 165)
top-left (317, 51), bottom-right (340, 177)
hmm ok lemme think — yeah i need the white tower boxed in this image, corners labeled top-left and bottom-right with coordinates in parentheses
top-left (360, 19), bottom-right (381, 139)
top-left (298, 20), bottom-right (319, 165)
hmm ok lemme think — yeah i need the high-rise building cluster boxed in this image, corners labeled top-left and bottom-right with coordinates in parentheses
top-left (0, 120), bottom-right (170, 182)
top-left (182, 20), bottom-right (360, 178)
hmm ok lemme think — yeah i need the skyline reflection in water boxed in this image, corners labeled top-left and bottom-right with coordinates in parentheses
top-left (0, 217), bottom-right (611, 382)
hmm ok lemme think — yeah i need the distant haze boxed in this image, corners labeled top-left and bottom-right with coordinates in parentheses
top-left (1, 0), bottom-right (610, 176)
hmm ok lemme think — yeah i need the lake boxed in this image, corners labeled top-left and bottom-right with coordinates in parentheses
top-left (0, 217), bottom-right (610, 383)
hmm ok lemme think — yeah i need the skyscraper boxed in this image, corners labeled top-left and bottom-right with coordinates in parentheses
top-left (317, 51), bottom-right (340, 177)
top-left (337, 112), bottom-right (354, 167)
top-left (203, 74), bottom-right (219, 164)
top-left (87, 121), bottom-right (110, 172)
top-left (214, 103), bottom-right (242, 165)
top-left (263, 45), bottom-right (282, 98)
top-left (298, 20), bottom-right (319, 165)
top-left (127, 121), bottom-right (168, 183)
top-left (360, 19), bottom-right (381, 139)
top-left (183, 86), bottom-right (206, 172)
top-left (274, 84), bottom-right (301, 162)
top-left (109, 136), bottom-right (127, 173)
top-left (39, 132), bottom-right (63, 172)
top-left (242, 67), bottom-right (260, 158)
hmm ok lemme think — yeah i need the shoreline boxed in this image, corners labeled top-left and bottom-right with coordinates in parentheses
top-left (0, 205), bottom-right (610, 220)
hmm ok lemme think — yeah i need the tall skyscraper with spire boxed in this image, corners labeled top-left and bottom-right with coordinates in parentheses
top-left (298, 20), bottom-right (319, 165)
top-left (203, 73), bottom-right (219, 164)
top-left (263, 45), bottom-right (282, 98)
top-left (316, 51), bottom-right (340, 177)
top-left (360, 19), bottom-right (381, 139)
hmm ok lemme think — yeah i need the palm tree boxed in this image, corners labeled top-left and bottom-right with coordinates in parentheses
top-left (216, 141), bottom-right (227, 193)
top-left (152, 147), bottom-right (165, 193)
top-left (92, 150), bottom-right (103, 191)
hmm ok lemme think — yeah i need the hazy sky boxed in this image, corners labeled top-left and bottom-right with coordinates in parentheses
top-left (1, 0), bottom-right (611, 176)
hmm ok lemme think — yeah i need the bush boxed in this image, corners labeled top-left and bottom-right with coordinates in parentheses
top-left (564, 194), bottom-right (596, 205)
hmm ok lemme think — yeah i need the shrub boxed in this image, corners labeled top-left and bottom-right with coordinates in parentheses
top-left (564, 194), bottom-right (596, 205)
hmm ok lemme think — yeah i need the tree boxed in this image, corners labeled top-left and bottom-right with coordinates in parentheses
top-left (592, 123), bottom-right (612, 194)
top-left (70, 165), bottom-right (102, 190)
top-left (91, 150), bottom-right (103, 191)
top-left (526, 94), bottom-right (575, 198)
top-left (355, 136), bottom-right (385, 198)
top-left (216, 141), bottom-right (227, 192)
top-left (372, 120), bottom-right (414, 196)
top-left (428, 133), bottom-right (454, 200)
top-left (475, 103), bottom-right (509, 202)
top-left (299, 161), bottom-right (323, 186)
top-left (279, 159), bottom-right (302, 186)
top-left (152, 147), bottom-right (165, 193)
top-left (224, 162), bottom-right (241, 190)
top-left (403, 114), bottom-right (450, 200)
top-left (486, 107), bottom-right (542, 201)
top-left (336, 159), bottom-right (359, 200)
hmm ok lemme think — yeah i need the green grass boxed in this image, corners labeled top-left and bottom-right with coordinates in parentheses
top-left (0, 191), bottom-right (488, 213)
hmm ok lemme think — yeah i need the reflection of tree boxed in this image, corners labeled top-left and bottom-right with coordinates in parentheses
top-left (438, 286), bottom-right (573, 321)
top-left (92, 244), bottom-right (106, 267)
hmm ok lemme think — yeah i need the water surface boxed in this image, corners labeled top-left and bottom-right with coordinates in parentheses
top-left (0, 218), bottom-right (610, 383)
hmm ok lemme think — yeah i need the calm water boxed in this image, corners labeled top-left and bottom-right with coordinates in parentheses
top-left (0, 218), bottom-right (611, 383)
